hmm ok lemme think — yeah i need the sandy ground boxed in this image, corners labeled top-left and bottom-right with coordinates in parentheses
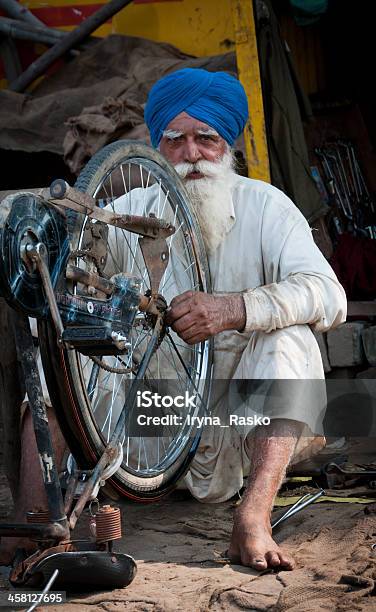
top-left (1, 470), bottom-right (376, 612)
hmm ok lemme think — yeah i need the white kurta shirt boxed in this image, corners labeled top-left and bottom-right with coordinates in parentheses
top-left (207, 175), bottom-right (347, 380)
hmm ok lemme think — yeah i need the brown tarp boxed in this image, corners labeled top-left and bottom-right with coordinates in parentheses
top-left (0, 35), bottom-right (237, 172)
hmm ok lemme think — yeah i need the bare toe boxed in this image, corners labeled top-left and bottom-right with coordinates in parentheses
top-left (265, 550), bottom-right (281, 567)
top-left (249, 556), bottom-right (268, 570)
top-left (278, 551), bottom-right (295, 570)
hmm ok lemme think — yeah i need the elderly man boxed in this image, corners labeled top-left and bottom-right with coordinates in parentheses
top-left (143, 68), bottom-right (347, 569)
top-left (0, 68), bottom-right (346, 572)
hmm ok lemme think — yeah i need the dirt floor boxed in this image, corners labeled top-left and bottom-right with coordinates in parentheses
top-left (1, 470), bottom-right (376, 612)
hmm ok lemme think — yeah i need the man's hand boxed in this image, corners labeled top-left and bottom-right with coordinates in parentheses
top-left (166, 291), bottom-right (246, 344)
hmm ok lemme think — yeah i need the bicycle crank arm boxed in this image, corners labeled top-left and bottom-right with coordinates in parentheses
top-left (24, 242), bottom-right (65, 343)
top-left (45, 180), bottom-right (175, 239)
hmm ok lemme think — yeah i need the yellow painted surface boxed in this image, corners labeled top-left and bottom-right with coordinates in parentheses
top-left (113, 0), bottom-right (235, 57)
top-left (231, 0), bottom-right (270, 181)
top-left (22, 0), bottom-right (235, 55)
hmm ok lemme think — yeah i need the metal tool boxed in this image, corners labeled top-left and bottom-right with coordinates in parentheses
top-left (315, 141), bottom-right (376, 239)
top-left (272, 489), bottom-right (325, 529)
top-left (25, 570), bottom-right (59, 612)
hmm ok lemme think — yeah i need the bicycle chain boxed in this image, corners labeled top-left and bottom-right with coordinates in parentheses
top-left (90, 355), bottom-right (135, 375)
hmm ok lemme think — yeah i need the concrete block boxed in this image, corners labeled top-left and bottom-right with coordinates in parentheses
top-left (313, 332), bottom-right (331, 373)
top-left (362, 326), bottom-right (376, 366)
top-left (327, 322), bottom-right (367, 367)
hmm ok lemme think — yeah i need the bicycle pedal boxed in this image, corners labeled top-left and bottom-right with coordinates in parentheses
top-left (19, 550), bottom-right (137, 591)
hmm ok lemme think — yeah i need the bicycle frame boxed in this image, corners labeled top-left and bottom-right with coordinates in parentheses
top-left (0, 180), bottom-right (175, 582)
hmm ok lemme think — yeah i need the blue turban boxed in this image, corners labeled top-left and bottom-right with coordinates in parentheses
top-left (144, 68), bottom-right (249, 148)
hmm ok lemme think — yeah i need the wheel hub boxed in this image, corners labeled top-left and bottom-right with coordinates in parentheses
top-left (0, 193), bottom-right (69, 317)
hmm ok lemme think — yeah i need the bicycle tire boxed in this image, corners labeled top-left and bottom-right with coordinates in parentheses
top-left (38, 140), bottom-right (213, 500)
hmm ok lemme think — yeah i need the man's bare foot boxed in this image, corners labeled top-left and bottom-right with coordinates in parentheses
top-left (228, 512), bottom-right (295, 571)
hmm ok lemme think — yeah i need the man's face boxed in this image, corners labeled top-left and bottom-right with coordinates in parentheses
top-left (159, 112), bottom-right (227, 179)
top-left (159, 112), bottom-right (235, 255)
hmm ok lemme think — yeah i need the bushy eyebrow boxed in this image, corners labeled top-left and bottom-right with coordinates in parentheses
top-left (196, 128), bottom-right (219, 137)
top-left (162, 129), bottom-right (183, 139)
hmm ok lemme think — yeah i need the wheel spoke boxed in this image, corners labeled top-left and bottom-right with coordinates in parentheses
top-left (62, 147), bottom-right (210, 484)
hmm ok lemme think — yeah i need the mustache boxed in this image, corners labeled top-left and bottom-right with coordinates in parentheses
top-left (174, 150), bottom-right (234, 180)
top-left (174, 159), bottom-right (223, 179)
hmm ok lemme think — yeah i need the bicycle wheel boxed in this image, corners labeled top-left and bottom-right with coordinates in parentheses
top-left (39, 140), bottom-right (212, 500)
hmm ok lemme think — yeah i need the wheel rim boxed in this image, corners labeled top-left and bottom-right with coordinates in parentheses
top-left (66, 151), bottom-right (211, 482)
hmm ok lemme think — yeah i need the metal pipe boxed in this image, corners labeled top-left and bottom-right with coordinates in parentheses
top-left (8, 0), bottom-right (134, 92)
top-left (0, 522), bottom-right (67, 539)
top-left (0, 16), bottom-right (96, 54)
top-left (0, 16), bottom-right (66, 46)
top-left (0, 0), bottom-right (46, 29)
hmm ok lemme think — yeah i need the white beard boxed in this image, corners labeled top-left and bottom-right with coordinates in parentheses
top-left (174, 150), bottom-right (237, 255)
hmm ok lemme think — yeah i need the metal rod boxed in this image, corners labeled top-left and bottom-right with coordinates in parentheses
top-left (0, 16), bottom-right (66, 46)
top-left (65, 265), bottom-right (153, 312)
top-left (0, 17), bottom-right (95, 51)
top-left (0, 522), bottom-right (67, 539)
top-left (26, 243), bottom-right (65, 343)
top-left (0, 0), bottom-right (46, 29)
top-left (273, 493), bottom-right (312, 523)
top-left (11, 314), bottom-right (69, 534)
top-left (69, 447), bottom-right (116, 529)
top-left (63, 472), bottom-right (79, 515)
top-left (47, 181), bottom-right (175, 238)
top-left (66, 264), bottom-right (114, 296)
top-left (8, 0), bottom-right (134, 92)
top-left (26, 569), bottom-right (59, 612)
top-left (272, 489), bottom-right (325, 529)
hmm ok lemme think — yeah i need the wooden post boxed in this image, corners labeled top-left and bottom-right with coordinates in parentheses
top-left (231, 0), bottom-right (270, 182)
